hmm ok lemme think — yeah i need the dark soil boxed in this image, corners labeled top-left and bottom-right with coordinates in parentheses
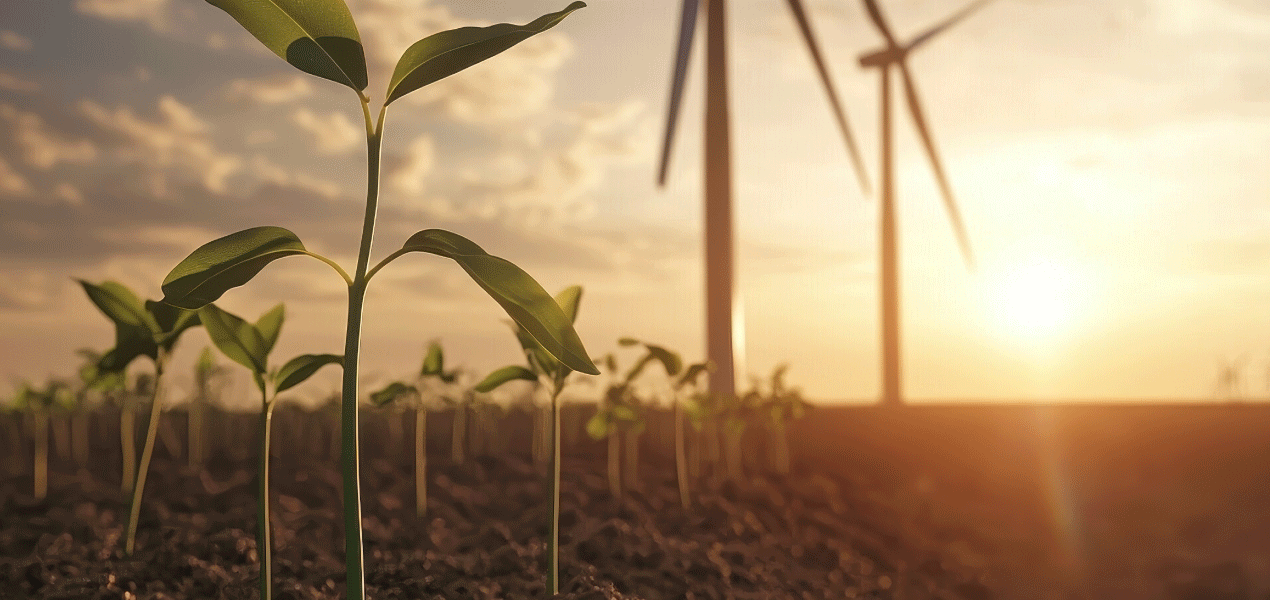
top-left (1, 442), bottom-right (993, 599)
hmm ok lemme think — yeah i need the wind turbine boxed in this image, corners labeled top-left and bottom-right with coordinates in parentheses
top-left (856, 0), bottom-right (993, 406)
top-left (659, 0), bottom-right (872, 398)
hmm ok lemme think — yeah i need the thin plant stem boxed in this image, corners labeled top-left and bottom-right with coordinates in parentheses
top-left (121, 393), bottom-right (135, 493)
top-left (257, 397), bottom-right (276, 600)
top-left (547, 385), bottom-right (563, 596)
top-left (674, 402), bottom-right (689, 510)
top-left (415, 406), bottom-right (427, 518)
top-left (607, 428), bottom-right (621, 501)
top-left (451, 400), bottom-right (465, 463)
top-left (125, 354), bottom-right (166, 555)
top-left (341, 99), bottom-right (387, 600)
top-left (33, 409), bottom-right (48, 501)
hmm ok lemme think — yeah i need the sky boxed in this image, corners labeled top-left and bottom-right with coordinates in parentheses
top-left (1, 0), bottom-right (1269, 405)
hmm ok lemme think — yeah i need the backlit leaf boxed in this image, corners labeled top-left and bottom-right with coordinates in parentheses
top-left (146, 300), bottom-right (201, 349)
top-left (370, 381), bottom-right (416, 406)
top-left (274, 353), bottom-right (342, 393)
top-left (205, 0), bottom-right (367, 91)
top-left (385, 2), bottom-right (585, 105)
top-left (162, 227), bottom-right (307, 310)
top-left (397, 229), bottom-right (597, 375)
top-left (420, 341), bottom-right (444, 377)
top-left (474, 365), bottom-right (538, 393)
top-left (198, 304), bottom-right (269, 373)
top-left (255, 303), bottom-right (286, 356)
top-left (79, 280), bottom-right (160, 335)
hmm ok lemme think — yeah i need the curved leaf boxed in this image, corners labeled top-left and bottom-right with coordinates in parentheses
top-left (370, 381), bottom-right (417, 406)
top-left (474, 365), bottom-right (538, 393)
top-left (100, 323), bottom-right (159, 371)
top-left (198, 304), bottom-right (269, 373)
top-left (398, 229), bottom-right (598, 375)
top-left (554, 286), bottom-right (582, 324)
top-left (420, 341), bottom-right (444, 377)
top-left (206, 0), bottom-right (367, 91)
top-left (640, 343), bottom-right (684, 378)
top-left (162, 227), bottom-right (308, 310)
top-left (274, 353), bottom-right (343, 393)
top-left (146, 300), bottom-right (201, 349)
top-left (676, 362), bottom-right (711, 390)
top-left (385, 1), bottom-right (585, 105)
top-left (255, 303), bottom-right (286, 356)
top-left (79, 280), bottom-right (160, 334)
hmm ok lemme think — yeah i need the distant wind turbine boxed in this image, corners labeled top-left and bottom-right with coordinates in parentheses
top-left (659, 0), bottom-right (872, 397)
top-left (856, 0), bottom-right (993, 406)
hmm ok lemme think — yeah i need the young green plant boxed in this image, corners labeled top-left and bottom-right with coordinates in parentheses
top-left (10, 379), bottom-right (73, 501)
top-left (753, 364), bottom-right (812, 475)
top-left (165, 3), bottom-right (595, 596)
top-left (477, 285), bottom-right (586, 597)
top-left (199, 302), bottom-right (342, 600)
top-left (78, 280), bottom-right (201, 555)
top-left (369, 340), bottom-right (460, 518)
top-left (189, 347), bottom-right (230, 469)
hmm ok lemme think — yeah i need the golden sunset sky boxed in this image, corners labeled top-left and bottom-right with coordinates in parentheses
top-left (2, 0), bottom-right (1268, 403)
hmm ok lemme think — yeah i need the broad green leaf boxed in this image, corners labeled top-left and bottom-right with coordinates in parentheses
top-left (206, 0), bottom-right (367, 91)
top-left (474, 365), bottom-right (537, 393)
top-left (100, 323), bottom-right (159, 370)
top-left (385, 1), bottom-right (585, 105)
top-left (554, 286), bottom-right (582, 324)
top-left (585, 411), bottom-right (613, 440)
top-left (198, 304), bottom-right (269, 373)
top-left (398, 229), bottom-right (598, 375)
top-left (146, 300), bottom-right (202, 349)
top-left (676, 362), bottom-right (711, 390)
top-left (79, 280), bottom-right (160, 334)
top-left (420, 341), bottom-right (444, 377)
top-left (370, 381), bottom-right (416, 406)
top-left (274, 353), bottom-right (343, 393)
top-left (162, 227), bottom-right (308, 310)
top-left (255, 303), bottom-right (286, 356)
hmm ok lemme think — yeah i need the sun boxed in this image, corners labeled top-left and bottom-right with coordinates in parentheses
top-left (982, 258), bottom-right (1087, 344)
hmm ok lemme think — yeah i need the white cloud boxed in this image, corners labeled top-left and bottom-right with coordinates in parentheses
top-left (79, 95), bottom-right (243, 194)
top-left (250, 155), bottom-right (344, 200)
top-left (0, 104), bottom-right (98, 169)
top-left (0, 30), bottom-right (33, 52)
top-left (0, 70), bottom-right (39, 93)
top-left (74, 0), bottom-right (172, 32)
top-left (227, 75), bottom-right (313, 105)
top-left (0, 157), bottom-right (31, 196)
top-left (291, 108), bottom-right (361, 155)
top-left (390, 135), bottom-right (435, 196)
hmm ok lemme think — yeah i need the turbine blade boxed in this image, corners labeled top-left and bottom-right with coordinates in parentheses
top-left (860, 0), bottom-right (899, 47)
top-left (897, 64), bottom-right (975, 270)
top-left (785, 0), bottom-right (872, 196)
top-left (658, 0), bottom-right (703, 187)
top-left (906, 0), bottom-right (995, 52)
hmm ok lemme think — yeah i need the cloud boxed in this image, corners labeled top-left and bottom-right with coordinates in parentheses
top-left (227, 75), bottom-right (313, 105)
top-left (0, 30), bottom-right (32, 52)
top-left (389, 134), bottom-right (435, 196)
top-left (291, 108), bottom-right (361, 155)
top-left (0, 104), bottom-right (98, 169)
top-left (0, 156), bottom-right (31, 196)
top-left (79, 95), bottom-right (242, 194)
top-left (0, 70), bottom-right (39, 93)
top-left (74, 0), bottom-right (172, 32)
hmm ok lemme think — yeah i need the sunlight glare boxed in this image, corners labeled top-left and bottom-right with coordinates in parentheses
top-left (983, 258), bottom-right (1088, 345)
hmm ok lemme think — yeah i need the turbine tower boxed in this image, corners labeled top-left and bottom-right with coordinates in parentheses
top-left (856, 0), bottom-right (993, 406)
top-left (659, 0), bottom-right (872, 398)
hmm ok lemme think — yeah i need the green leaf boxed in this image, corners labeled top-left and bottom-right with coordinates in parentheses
top-left (474, 365), bottom-right (538, 393)
top-left (554, 286), bottom-right (582, 324)
top-left (205, 0), bottom-right (367, 91)
top-left (79, 280), bottom-right (160, 335)
top-left (385, 1), bottom-right (585, 106)
top-left (585, 411), bottom-right (613, 440)
top-left (420, 341), bottom-right (444, 377)
top-left (274, 353), bottom-right (343, 393)
top-left (162, 227), bottom-right (308, 310)
top-left (255, 303), bottom-right (286, 356)
top-left (676, 362), bottom-right (711, 390)
top-left (370, 381), bottom-right (416, 406)
top-left (146, 300), bottom-right (202, 349)
top-left (100, 323), bottom-right (159, 370)
top-left (398, 229), bottom-right (598, 375)
top-left (198, 304), bottom-right (270, 373)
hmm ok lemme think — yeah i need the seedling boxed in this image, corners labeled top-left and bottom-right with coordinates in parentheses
top-left (78, 279), bottom-right (201, 555)
top-left (164, 3), bottom-right (595, 595)
top-left (477, 285), bottom-right (586, 596)
top-left (750, 364), bottom-right (812, 474)
top-left (370, 340), bottom-right (461, 518)
top-left (586, 353), bottom-right (646, 501)
top-left (10, 379), bottom-right (73, 500)
top-left (72, 349), bottom-right (124, 470)
top-left (188, 347), bottom-right (231, 469)
top-left (199, 302), bottom-right (342, 600)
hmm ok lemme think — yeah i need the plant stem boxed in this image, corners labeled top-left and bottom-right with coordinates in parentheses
top-left (674, 402), bottom-right (689, 510)
top-left (257, 398), bottom-right (276, 600)
top-left (415, 406), bottom-right (427, 519)
top-left (125, 354), bottom-right (166, 555)
top-left (33, 409), bottom-right (48, 501)
top-left (607, 428), bottom-right (621, 501)
top-left (341, 100), bottom-right (387, 600)
top-left (547, 385), bottom-right (563, 596)
top-left (121, 393), bottom-right (135, 493)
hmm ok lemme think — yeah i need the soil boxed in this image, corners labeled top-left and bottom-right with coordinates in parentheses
top-left (0, 408), bottom-right (996, 600)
